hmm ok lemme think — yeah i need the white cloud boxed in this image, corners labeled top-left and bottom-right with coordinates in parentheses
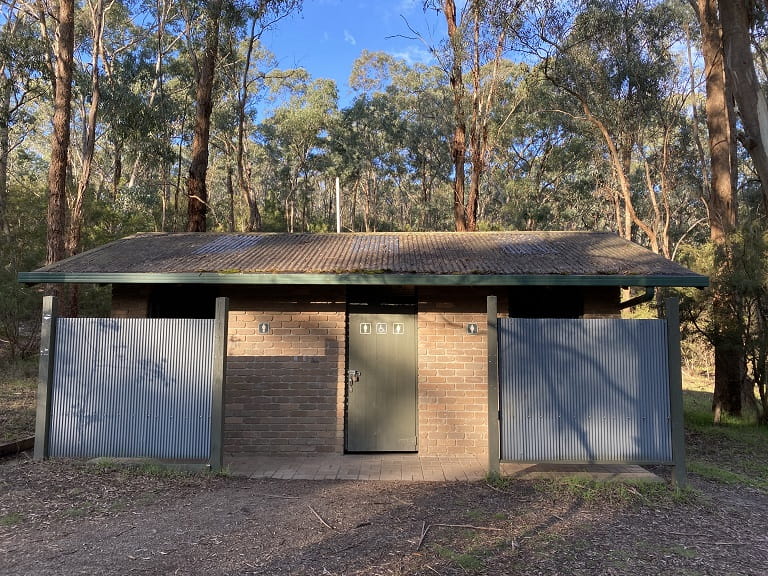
top-left (344, 29), bottom-right (357, 45)
top-left (390, 45), bottom-right (435, 66)
top-left (397, 0), bottom-right (421, 14)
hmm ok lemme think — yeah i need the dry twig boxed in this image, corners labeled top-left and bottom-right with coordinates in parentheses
top-left (416, 522), bottom-right (502, 550)
top-left (308, 504), bottom-right (336, 531)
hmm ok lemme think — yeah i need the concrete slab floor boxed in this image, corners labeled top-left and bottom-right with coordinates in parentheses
top-left (225, 454), bottom-right (660, 482)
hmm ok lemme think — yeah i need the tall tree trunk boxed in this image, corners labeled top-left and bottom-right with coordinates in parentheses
top-left (719, 0), bottom-right (768, 211)
top-left (697, 0), bottom-right (743, 420)
top-left (0, 74), bottom-right (12, 236)
top-left (686, 21), bottom-right (712, 202)
top-left (443, 0), bottom-right (468, 231)
top-left (186, 1), bottom-right (222, 232)
top-left (238, 17), bottom-right (263, 232)
top-left (226, 165), bottom-right (235, 231)
top-left (46, 0), bottom-right (75, 270)
top-left (112, 139), bottom-right (122, 198)
top-left (128, 0), bottom-right (177, 192)
top-left (577, 98), bottom-right (660, 253)
top-left (67, 0), bottom-right (105, 260)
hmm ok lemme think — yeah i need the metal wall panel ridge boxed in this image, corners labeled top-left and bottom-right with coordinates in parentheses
top-left (499, 318), bottom-right (672, 463)
top-left (48, 318), bottom-right (215, 460)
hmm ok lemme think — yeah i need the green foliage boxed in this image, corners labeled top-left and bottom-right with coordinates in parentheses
top-left (680, 223), bottom-right (768, 422)
top-left (0, 180), bottom-right (46, 360)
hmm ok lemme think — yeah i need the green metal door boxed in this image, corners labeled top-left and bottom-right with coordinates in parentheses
top-left (347, 312), bottom-right (417, 452)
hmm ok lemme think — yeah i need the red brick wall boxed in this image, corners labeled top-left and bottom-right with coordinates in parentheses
top-left (417, 288), bottom-right (492, 458)
top-left (110, 284), bottom-right (507, 458)
top-left (224, 287), bottom-right (346, 456)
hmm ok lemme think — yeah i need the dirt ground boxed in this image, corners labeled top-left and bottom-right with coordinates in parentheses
top-left (1, 456), bottom-right (766, 576)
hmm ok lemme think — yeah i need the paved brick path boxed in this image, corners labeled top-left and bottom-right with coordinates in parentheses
top-left (226, 454), bottom-right (658, 482)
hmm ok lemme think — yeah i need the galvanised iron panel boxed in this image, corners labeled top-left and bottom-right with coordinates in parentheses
top-left (49, 318), bottom-right (214, 460)
top-left (499, 318), bottom-right (672, 463)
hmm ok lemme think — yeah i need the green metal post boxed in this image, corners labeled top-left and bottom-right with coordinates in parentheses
top-left (34, 296), bottom-right (57, 460)
top-left (666, 297), bottom-right (687, 487)
top-left (487, 295), bottom-right (500, 476)
top-left (210, 297), bottom-right (229, 472)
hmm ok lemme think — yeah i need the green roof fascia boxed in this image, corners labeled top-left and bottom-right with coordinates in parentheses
top-left (18, 271), bottom-right (709, 288)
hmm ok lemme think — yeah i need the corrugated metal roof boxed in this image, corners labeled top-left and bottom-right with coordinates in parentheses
top-left (19, 232), bottom-right (708, 287)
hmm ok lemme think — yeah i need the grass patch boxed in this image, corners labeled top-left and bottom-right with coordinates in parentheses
top-left (64, 507), bottom-right (90, 519)
top-left (688, 461), bottom-right (768, 492)
top-left (682, 371), bottom-right (768, 493)
top-left (533, 478), bottom-right (695, 508)
top-left (664, 544), bottom-right (698, 559)
top-left (0, 512), bottom-right (23, 526)
top-left (433, 544), bottom-right (484, 571)
top-left (0, 357), bottom-right (37, 443)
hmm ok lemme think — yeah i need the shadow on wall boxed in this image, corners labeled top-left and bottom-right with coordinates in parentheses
top-left (225, 336), bottom-right (343, 456)
top-left (49, 317), bottom-right (215, 460)
top-left (500, 317), bottom-right (672, 463)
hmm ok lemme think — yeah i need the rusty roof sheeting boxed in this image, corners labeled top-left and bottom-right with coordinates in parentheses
top-left (22, 231), bottom-right (707, 285)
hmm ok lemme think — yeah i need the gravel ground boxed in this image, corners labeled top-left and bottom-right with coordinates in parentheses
top-left (1, 457), bottom-right (766, 575)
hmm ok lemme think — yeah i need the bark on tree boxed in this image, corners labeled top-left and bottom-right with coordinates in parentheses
top-left (695, 0), bottom-right (743, 420)
top-left (719, 0), bottom-right (768, 212)
top-left (237, 18), bottom-right (263, 232)
top-left (440, 0), bottom-right (513, 231)
top-left (0, 73), bottom-right (12, 237)
top-left (67, 0), bottom-right (106, 260)
top-left (186, 0), bottom-right (223, 232)
top-left (46, 0), bottom-right (75, 268)
top-left (443, 0), bottom-right (469, 231)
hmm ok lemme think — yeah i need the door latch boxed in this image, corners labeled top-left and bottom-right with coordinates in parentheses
top-left (347, 369), bottom-right (360, 388)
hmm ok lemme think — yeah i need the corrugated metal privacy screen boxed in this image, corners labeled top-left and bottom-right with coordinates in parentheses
top-left (49, 318), bottom-right (214, 460)
top-left (499, 318), bottom-right (672, 463)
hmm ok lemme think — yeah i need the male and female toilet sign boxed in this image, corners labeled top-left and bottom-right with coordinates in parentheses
top-left (359, 322), bottom-right (478, 335)
top-left (359, 322), bottom-right (404, 335)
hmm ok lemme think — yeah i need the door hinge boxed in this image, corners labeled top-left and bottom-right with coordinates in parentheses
top-left (498, 409), bottom-right (502, 421)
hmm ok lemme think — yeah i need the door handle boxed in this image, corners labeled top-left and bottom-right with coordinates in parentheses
top-left (347, 370), bottom-right (360, 390)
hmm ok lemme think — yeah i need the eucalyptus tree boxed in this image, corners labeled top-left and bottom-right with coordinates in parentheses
top-left (429, 0), bottom-right (527, 231)
top-left (65, 0), bottom-right (111, 263)
top-left (345, 51), bottom-right (454, 231)
top-left (183, 0), bottom-right (301, 232)
top-left (541, 0), bottom-right (691, 256)
top-left (393, 62), bottom-right (454, 230)
top-left (343, 52), bottom-right (450, 231)
top-left (218, 20), bottom-right (291, 232)
top-left (258, 74), bottom-right (338, 232)
top-left (485, 63), bottom-right (611, 231)
top-left (688, 0), bottom-right (763, 420)
top-left (718, 1), bottom-right (768, 212)
top-left (334, 92), bottom-right (405, 231)
top-left (116, 0), bottom-right (187, 231)
top-left (39, 0), bottom-right (75, 267)
top-left (0, 3), bottom-right (47, 237)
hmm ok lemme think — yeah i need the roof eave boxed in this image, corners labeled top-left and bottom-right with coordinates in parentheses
top-left (17, 271), bottom-right (710, 288)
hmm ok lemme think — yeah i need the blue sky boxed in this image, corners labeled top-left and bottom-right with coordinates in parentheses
top-left (263, 0), bottom-right (443, 102)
